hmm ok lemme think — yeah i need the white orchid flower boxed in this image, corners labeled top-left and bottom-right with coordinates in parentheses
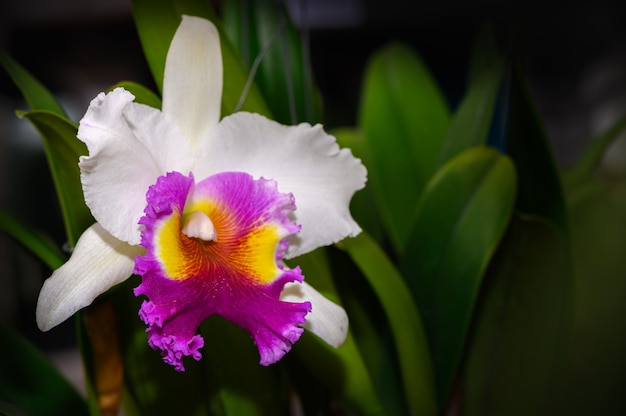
top-left (36, 15), bottom-right (366, 371)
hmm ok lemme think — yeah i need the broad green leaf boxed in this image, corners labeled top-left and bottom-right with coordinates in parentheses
top-left (505, 65), bottom-right (567, 232)
top-left (201, 318), bottom-right (286, 416)
top-left (0, 323), bottom-right (88, 416)
top-left (0, 53), bottom-right (67, 117)
top-left (294, 333), bottom-right (385, 416)
top-left (222, 0), bottom-right (321, 124)
top-left (562, 114), bottom-right (626, 191)
top-left (17, 110), bottom-right (91, 247)
top-left (0, 208), bottom-right (64, 270)
top-left (359, 43), bottom-right (451, 253)
top-left (545, 179), bottom-right (626, 415)
top-left (437, 58), bottom-right (503, 166)
top-left (400, 146), bottom-right (516, 401)
top-left (464, 214), bottom-right (572, 416)
top-left (109, 81), bottom-right (162, 109)
top-left (131, 0), bottom-right (271, 116)
top-left (340, 233), bottom-right (438, 416)
top-left (291, 249), bottom-right (386, 415)
top-left (325, 247), bottom-right (408, 415)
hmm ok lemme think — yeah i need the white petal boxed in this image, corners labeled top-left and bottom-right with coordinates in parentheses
top-left (162, 15), bottom-right (223, 146)
top-left (193, 112), bottom-right (367, 257)
top-left (78, 88), bottom-right (191, 245)
top-left (36, 223), bottom-right (143, 331)
top-left (281, 281), bottom-right (348, 348)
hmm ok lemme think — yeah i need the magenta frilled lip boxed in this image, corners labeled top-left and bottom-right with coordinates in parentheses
top-left (133, 171), bottom-right (312, 371)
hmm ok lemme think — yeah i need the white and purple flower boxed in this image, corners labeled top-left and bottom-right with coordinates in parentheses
top-left (35, 15), bottom-right (366, 371)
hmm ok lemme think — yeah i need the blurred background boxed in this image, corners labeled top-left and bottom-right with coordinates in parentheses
top-left (1, 0), bottom-right (626, 411)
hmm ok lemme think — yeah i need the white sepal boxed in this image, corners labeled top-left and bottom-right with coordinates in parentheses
top-left (36, 223), bottom-right (143, 331)
top-left (162, 15), bottom-right (223, 147)
top-left (281, 281), bottom-right (348, 348)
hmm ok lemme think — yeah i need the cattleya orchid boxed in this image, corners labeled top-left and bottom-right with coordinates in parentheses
top-left (35, 15), bottom-right (366, 370)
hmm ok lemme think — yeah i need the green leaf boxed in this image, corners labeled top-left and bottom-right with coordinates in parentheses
top-left (545, 179), bottom-right (626, 415)
top-left (359, 43), bottom-right (451, 253)
top-left (340, 233), bottom-right (438, 416)
top-left (17, 110), bottom-right (91, 247)
top-left (109, 81), bottom-right (162, 109)
top-left (0, 52), bottom-right (67, 117)
top-left (131, 0), bottom-right (271, 116)
top-left (0, 208), bottom-right (64, 270)
top-left (562, 114), bottom-right (626, 191)
top-left (0, 323), bottom-right (88, 416)
top-left (294, 333), bottom-right (385, 416)
top-left (400, 146), bottom-right (517, 401)
top-left (222, 0), bottom-right (321, 124)
top-left (290, 249), bottom-right (386, 415)
top-left (505, 65), bottom-right (567, 232)
top-left (201, 318), bottom-right (286, 416)
top-left (326, 246), bottom-right (408, 415)
top-left (463, 214), bottom-right (572, 416)
top-left (437, 57), bottom-right (503, 166)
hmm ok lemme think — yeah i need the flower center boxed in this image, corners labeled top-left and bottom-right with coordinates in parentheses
top-left (133, 171), bottom-right (310, 371)
top-left (182, 210), bottom-right (217, 241)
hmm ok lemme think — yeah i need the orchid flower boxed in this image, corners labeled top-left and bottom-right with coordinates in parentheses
top-left (35, 16), bottom-right (366, 371)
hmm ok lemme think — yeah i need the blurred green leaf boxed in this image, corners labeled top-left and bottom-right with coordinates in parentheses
top-left (0, 53), bottom-right (67, 117)
top-left (0, 323), bottom-right (88, 416)
top-left (340, 233), bottom-right (437, 416)
top-left (109, 81), bottom-right (162, 109)
top-left (359, 43), bottom-right (451, 253)
top-left (17, 110), bottom-right (91, 247)
top-left (201, 319), bottom-right (287, 416)
top-left (545, 179), bottom-right (626, 415)
top-left (464, 214), bottom-right (572, 416)
top-left (325, 246), bottom-right (408, 415)
top-left (0, 208), bottom-right (64, 270)
top-left (295, 333), bottom-right (385, 416)
top-left (131, 0), bottom-right (271, 116)
top-left (222, 0), bottom-right (321, 124)
top-left (400, 146), bottom-right (516, 401)
top-left (562, 114), bottom-right (626, 191)
top-left (291, 249), bottom-right (386, 415)
top-left (505, 65), bottom-right (567, 232)
top-left (437, 58), bottom-right (503, 166)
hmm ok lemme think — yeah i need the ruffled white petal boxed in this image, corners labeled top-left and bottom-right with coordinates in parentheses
top-left (36, 223), bottom-right (143, 331)
top-left (281, 281), bottom-right (348, 348)
top-left (162, 15), bottom-right (223, 146)
top-left (78, 88), bottom-right (191, 245)
top-left (193, 112), bottom-right (367, 258)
